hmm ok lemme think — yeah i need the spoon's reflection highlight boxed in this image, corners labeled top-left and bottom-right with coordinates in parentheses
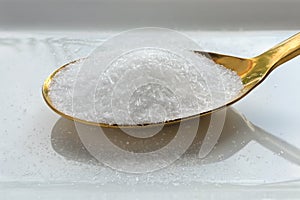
top-left (51, 107), bottom-right (300, 166)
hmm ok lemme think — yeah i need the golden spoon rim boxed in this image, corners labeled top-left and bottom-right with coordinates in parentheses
top-left (42, 57), bottom-right (255, 129)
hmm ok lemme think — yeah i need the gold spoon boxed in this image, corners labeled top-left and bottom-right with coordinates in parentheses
top-left (43, 32), bottom-right (300, 128)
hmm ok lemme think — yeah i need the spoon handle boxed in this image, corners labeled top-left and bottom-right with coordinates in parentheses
top-left (257, 32), bottom-right (300, 70)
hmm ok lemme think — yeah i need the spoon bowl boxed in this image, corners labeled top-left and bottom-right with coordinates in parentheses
top-left (42, 32), bottom-right (300, 128)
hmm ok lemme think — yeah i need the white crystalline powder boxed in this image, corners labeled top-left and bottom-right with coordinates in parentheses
top-left (49, 48), bottom-right (243, 125)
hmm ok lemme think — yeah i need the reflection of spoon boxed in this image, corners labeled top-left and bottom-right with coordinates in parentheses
top-left (193, 108), bottom-right (300, 165)
top-left (43, 32), bottom-right (300, 127)
top-left (51, 107), bottom-right (300, 166)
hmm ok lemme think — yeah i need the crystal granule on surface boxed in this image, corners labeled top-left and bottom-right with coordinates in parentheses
top-left (48, 48), bottom-right (243, 125)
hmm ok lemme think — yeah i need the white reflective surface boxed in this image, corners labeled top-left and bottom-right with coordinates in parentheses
top-left (0, 31), bottom-right (300, 199)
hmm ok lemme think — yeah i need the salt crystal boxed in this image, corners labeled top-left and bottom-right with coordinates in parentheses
top-left (48, 48), bottom-right (243, 125)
